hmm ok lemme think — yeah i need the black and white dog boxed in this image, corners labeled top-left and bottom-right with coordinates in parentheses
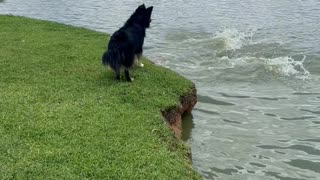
top-left (102, 4), bottom-right (153, 82)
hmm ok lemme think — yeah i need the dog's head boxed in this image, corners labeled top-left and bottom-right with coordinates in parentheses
top-left (126, 4), bottom-right (153, 28)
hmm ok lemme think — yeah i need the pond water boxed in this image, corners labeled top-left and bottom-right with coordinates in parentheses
top-left (1, 0), bottom-right (320, 179)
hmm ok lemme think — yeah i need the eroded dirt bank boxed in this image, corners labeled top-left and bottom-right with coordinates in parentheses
top-left (162, 85), bottom-right (197, 138)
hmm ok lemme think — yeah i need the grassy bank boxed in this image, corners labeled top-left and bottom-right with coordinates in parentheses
top-left (0, 15), bottom-right (201, 179)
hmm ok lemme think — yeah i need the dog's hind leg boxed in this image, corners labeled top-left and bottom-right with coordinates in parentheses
top-left (123, 52), bottom-right (135, 82)
top-left (124, 68), bottom-right (133, 82)
top-left (115, 65), bottom-right (121, 80)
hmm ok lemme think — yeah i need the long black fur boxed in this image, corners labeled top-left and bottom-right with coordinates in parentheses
top-left (102, 4), bottom-right (153, 81)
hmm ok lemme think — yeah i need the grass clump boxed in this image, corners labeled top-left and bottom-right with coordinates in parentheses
top-left (0, 15), bottom-right (201, 179)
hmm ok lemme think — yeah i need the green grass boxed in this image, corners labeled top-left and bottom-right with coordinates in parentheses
top-left (0, 15), bottom-right (201, 179)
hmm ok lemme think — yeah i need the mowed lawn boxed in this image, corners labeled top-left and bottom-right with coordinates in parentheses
top-left (0, 15), bottom-right (200, 179)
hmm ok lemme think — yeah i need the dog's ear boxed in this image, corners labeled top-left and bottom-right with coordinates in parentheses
top-left (146, 6), bottom-right (153, 16)
top-left (138, 4), bottom-right (146, 9)
top-left (135, 4), bottom-right (146, 14)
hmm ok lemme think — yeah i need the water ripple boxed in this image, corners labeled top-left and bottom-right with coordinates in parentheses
top-left (257, 145), bottom-right (320, 156)
top-left (197, 95), bottom-right (235, 106)
top-left (285, 159), bottom-right (320, 173)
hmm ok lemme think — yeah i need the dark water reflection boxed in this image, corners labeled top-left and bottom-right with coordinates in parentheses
top-left (181, 113), bottom-right (194, 142)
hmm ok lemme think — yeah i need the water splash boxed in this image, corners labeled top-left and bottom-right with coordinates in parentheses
top-left (264, 55), bottom-right (310, 80)
top-left (193, 28), bottom-right (310, 80)
top-left (214, 28), bottom-right (256, 51)
top-left (160, 28), bottom-right (311, 81)
top-left (223, 55), bottom-right (310, 80)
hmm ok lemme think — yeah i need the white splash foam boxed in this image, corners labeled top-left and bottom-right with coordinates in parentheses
top-left (264, 55), bottom-right (310, 80)
top-left (214, 28), bottom-right (256, 51)
top-left (222, 55), bottom-right (310, 80)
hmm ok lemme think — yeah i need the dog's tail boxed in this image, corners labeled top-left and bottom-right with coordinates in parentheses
top-left (102, 31), bottom-right (127, 68)
top-left (102, 49), bottom-right (121, 68)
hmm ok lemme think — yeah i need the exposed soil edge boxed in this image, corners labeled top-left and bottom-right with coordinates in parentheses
top-left (161, 84), bottom-right (197, 138)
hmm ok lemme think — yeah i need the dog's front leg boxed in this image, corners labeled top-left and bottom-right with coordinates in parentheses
top-left (136, 53), bottom-right (144, 67)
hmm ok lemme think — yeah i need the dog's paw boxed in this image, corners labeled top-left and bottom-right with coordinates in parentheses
top-left (126, 77), bottom-right (134, 82)
top-left (139, 63), bottom-right (144, 67)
